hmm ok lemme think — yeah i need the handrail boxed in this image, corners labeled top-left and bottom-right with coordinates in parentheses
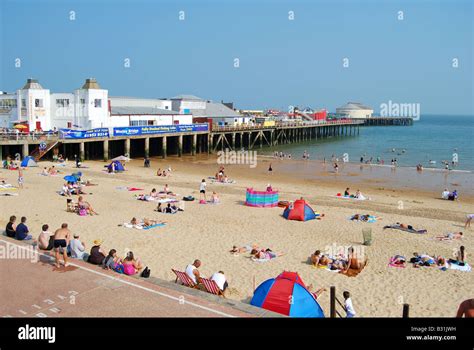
top-left (212, 119), bottom-right (364, 132)
top-left (0, 131), bottom-right (59, 142)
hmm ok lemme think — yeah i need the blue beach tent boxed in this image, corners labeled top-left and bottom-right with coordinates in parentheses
top-left (21, 156), bottom-right (38, 167)
top-left (250, 271), bottom-right (325, 317)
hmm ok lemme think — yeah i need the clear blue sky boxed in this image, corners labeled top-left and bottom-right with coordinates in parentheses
top-left (1, 0), bottom-right (472, 115)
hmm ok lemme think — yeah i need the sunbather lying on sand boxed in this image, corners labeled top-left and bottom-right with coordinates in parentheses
top-left (251, 248), bottom-right (285, 260)
top-left (230, 244), bottom-right (258, 254)
top-left (410, 252), bottom-right (437, 267)
top-left (435, 232), bottom-right (463, 241)
top-left (383, 223), bottom-right (427, 233)
top-left (350, 214), bottom-right (380, 222)
top-left (310, 250), bottom-right (333, 267)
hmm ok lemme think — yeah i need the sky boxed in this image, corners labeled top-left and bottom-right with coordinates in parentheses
top-left (0, 0), bottom-right (473, 115)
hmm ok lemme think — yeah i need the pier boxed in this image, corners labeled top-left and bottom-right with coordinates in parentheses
top-left (364, 117), bottom-right (414, 126)
top-left (0, 120), bottom-right (364, 161)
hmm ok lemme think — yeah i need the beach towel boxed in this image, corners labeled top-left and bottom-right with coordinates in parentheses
top-left (448, 262), bottom-right (471, 272)
top-left (335, 194), bottom-right (369, 201)
top-left (0, 184), bottom-right (17, 191)
top-left (143, 223), bottom-right (166, 230)
top-left (0, 193), bottom-right (19, 196)
top-left (383, 224), bottom-right (427, 234)
top-left (128, 187), bottom-right (144, 191)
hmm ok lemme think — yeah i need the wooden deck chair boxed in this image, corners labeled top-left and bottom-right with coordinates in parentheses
top-left (200, 277), bottom-right (225, 298)
top-left (171, 269), bottom-right (197, 288)
top-left (66, 198), bottom-right (77, 213)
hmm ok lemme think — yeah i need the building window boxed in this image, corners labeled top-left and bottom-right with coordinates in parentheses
top-left (165, 106), bottom-right (169, 110)
top-left (21, 99), bottom-right (26, 108)
top-left (35, 99), bottom-right (43, 108)
top-left (56, 99), bottom-right (70, 107)
top-left (130, 120), bottom-right (150, 126)
top-left (0, 99), bottom-right (17, 108)
top-left (80, 98), bottom-right (86, 105)
top-left (94, 99), bottom-right (102, 108)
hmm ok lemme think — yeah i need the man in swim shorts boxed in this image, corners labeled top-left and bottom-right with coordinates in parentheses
top-left (53, 223), bottom-right (71, 268)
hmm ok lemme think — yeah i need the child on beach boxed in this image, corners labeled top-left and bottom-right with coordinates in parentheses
top-left (343, 291), bottom-right (356, 318)
top-left (465, 214), bottom-right (474, 229)
top-left (199, 179), bottom-right (207, 201)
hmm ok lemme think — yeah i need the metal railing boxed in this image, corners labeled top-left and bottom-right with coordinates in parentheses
top-left (0, 131), bottom-right (59, 142)
top-left (212, 119), bottom-right (364, 132)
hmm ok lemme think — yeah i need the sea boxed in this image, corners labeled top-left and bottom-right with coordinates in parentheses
top-left (264, 115), bottom-right (474, 172)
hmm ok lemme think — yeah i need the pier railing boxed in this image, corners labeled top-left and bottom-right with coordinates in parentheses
top-left (0, 131), bottom-right (59, 142)
top-left (212, 119), bottom-right (364, 132)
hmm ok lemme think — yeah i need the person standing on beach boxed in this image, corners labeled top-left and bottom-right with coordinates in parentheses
top-left (465, 214), bottom-right (474, 229)
top-left (53, 223), bottom-right (71, 268)
top-left (343, 291), bottom-right (356, 318)
top-left (17, 167), bottom-right (24, 189)
top-left (199, 179), bottom-right (207, 201)
top-left (268, 163), bottom-right (273, 174)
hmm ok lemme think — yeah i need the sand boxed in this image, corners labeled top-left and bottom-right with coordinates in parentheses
top-left (1, 155), bottom-right (473, 317)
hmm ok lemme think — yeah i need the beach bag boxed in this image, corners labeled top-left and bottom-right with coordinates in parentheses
top-left (113, 263), bottom-right (124, 274)
top-left (141, 266), bottom-right (151, 278)
top-left (79, 208), bottom-right (87, 216)
top-left (183, 196), bottom-right (195, 201)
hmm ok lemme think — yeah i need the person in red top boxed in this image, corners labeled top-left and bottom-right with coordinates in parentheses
top-left (456, 299), bottom-right (474, 318)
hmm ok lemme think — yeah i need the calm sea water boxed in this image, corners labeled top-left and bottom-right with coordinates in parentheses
top-left (264, 115), bottom-right (474, 171)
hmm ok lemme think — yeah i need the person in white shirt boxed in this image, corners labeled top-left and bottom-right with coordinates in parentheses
top-left (199, 179), bottom-right (207, 201)
top-left (69, 234), bottom-right (86, 260)
top-left (442, 189), bottom-right (450, 200)
top-left (211, 271), bottom-right (228, 293)
top-left (185, 259), bottom-right (202, 284)
top-left (37, 224), bottom-right (54, 250)
top-left (343, 291), bottom-right (356, 318)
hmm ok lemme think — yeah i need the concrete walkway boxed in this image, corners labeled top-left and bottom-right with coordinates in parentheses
top-left (0, 238), bottom-right (277, 318)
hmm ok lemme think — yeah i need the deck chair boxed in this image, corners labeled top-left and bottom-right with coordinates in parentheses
top-left (200, 277), bottom-right (225, 298)
top-left (66, 198), bottom-right (77, 213)
top-left (171, 269), bottom-right (197, 288)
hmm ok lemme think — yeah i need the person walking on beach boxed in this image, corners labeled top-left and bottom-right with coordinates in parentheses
top-left (343, 291), bottom-right (356, 318)
top-left (199, 179), bottom-right (207, 201)
top-left (465, 214), bottom-right (474, 229)
top-left (268, 163), bottom-right (273, 174)
top-left (53, 223), bottom-right (71, 268)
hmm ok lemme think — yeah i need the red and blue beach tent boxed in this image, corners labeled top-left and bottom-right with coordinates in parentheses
top-left (250, 271), bottom-right (325, 317)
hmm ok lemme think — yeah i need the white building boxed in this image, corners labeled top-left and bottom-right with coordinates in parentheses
top-left (336, 102), bottom-right (373, 119)
top-left (169, 95), bottom-right (249, 126)
top-left (0, 78), bottom-right (109, 130)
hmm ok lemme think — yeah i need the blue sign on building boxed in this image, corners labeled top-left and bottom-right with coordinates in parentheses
top-left (113, 124), bottom-right (208, 137)
top-left (60, 128), bottom-right (110, 139)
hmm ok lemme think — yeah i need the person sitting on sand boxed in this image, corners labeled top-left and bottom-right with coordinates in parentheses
top-left (78, 196), bottom-right (98, 215)
top-left (157, 168), bottom-right (162, 176)
top-left (69, 233), bottom-right (86, 260)
top-left (354, 189), bottom-right (366, 200)
top-left (341, 246), bottom-right (367, 274)
top-left (163, 184), bottom-right (171, 194)
top-left (38, 224), bottom-right (54, 250)
top-left (448, 190), bottom-right (458, 201)
top-left (266, 184), bottom-right (273, 192)
top-left (344, 187), bottom-right (350, 196)
top-left (150, 188), bottom-right (159, 199)
top-left (5, 215), bottom-right (17, 238)
top-left (102, 249), bottom-right (119, 271)
top-left (48, 166), bottom-right (58, 176)
top-left (210, 191), bottom-right (220, 204)
top-left (311, 250), bottom-right (333, 267)
top-left (435, 232), bottom-right (463, 241)
top-left (185, 259), bottom-right (202, 285)
top-left (61, 183), bottom-right (72, 197)
top-left (449, 246), bottom-right (467, 266)
top-left (88, 240), bottom-right (106, 265)
top-left (391, 255), bottom-right (407, 267)
top-left (122, 251), bottom-right (144, 275)
top-left (41, 167), bottom-right (48, 176)
top-left (441, 189), bottom-right (450, 200)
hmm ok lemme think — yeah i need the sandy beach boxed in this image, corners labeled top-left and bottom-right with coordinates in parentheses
top-left (1, 155), bottom-right (473, 317)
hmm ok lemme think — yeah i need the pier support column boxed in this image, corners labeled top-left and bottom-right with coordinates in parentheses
top-left (0, 146), bottom-right (2, 162)
top-left (79, 142), bottom-right (85, 162)
top-left (144, 137), bottom-right (150, 158)
top-left (22, 143), bottom-right (29, 158)
top-left (208, 134), bottom-right (213, 154)
top-left (178, 135), bottom-right (183, 157)
top-left (162, 136), bottom-right (167, 159)
top-left (192, 134), bottom-right (197, 155)
top-left (231, 133), bottom-right (236, 150)
top-left (248, 132), bottom-right (252, 149)
top-left (103, 140), bottom-right (109, 161)
top-left (259, 131), bottom-right (263, 148)
top-left (124, 138), bottom-right (130, 158)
